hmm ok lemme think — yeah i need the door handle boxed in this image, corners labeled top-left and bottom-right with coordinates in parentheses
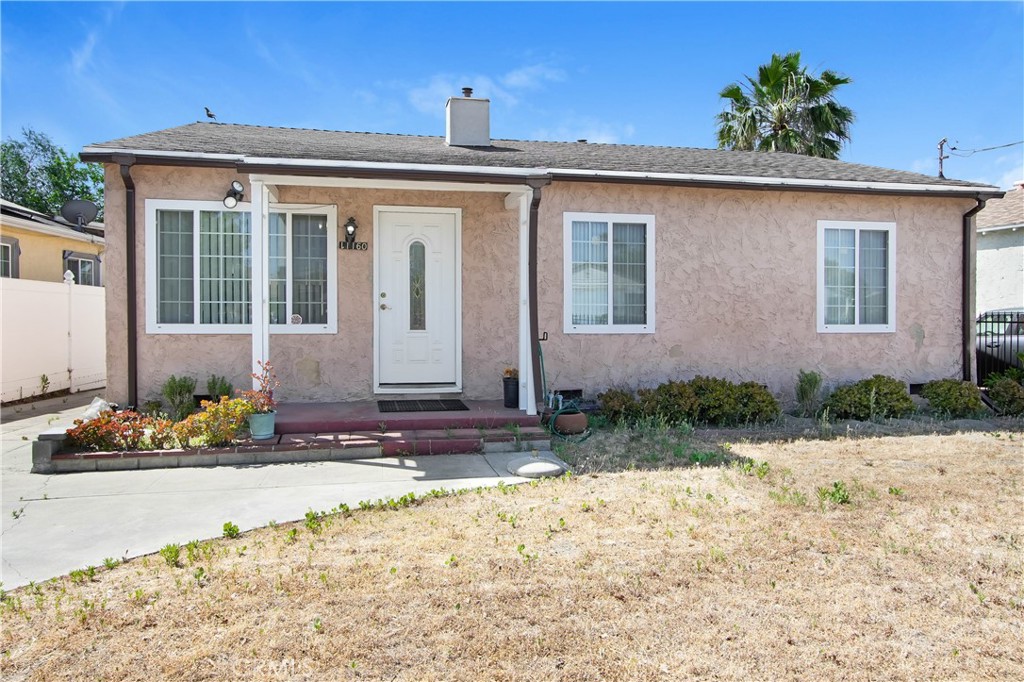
top-left (380, 303), bottom-right (391, 311)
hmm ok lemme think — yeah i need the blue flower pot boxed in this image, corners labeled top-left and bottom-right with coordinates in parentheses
top-left (248, 411), bottom-right (276, 440)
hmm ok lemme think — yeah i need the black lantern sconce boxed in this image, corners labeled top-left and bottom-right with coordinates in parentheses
top-left (343, 217), bottom-right (358, 245)
top-left (223, 180), bottom-right (244, 208)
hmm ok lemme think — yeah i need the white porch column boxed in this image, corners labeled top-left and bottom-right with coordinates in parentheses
top-left (517, 191), bottom-right (536, 415)
top-left (250, 178), bottom-right (270, 388)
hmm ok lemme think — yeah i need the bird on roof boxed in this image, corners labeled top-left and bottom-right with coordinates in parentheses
top-left (205, 107), bottom-right (216, 120)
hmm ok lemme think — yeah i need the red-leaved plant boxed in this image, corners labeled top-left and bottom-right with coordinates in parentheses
top-left (237, 360), bottom-right (280, 414)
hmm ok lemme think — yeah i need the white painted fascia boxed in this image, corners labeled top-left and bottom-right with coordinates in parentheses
top-left (249, 174), bottom-right (531, 195)
top-left (0, 215), bottom-right (105, 245)
top-left (978, 223), bottom-right (1024, 234)
top-left (547, 168), bottom-right (1000, 196)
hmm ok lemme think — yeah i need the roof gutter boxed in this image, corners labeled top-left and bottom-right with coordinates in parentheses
top-left (114, 155), bottom-right (138, 407)
top-left (962, 198), bottom-right (987, 383)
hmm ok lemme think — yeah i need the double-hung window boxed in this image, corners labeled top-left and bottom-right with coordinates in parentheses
top-left (817, 220), bottom-right (895, 333)
top-left (64, 252), bottom-right (101, 286)
top-left (146, 200), bottom-right (337, 333)
top-left (0, 243), bottom-right (12, 278)
top-left (563, 212), bottom-right (655, 334)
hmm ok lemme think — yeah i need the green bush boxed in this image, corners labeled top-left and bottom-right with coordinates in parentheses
top-left (636, 380), bottom-right (698, 426)
top-left (735, 382), bottom-right (781, 423)
top-left (162, 375), bottom-right (197, 422)
top-left (921, 379), bottom-right (985, 418)
top-left (988, 377), bottom-right (1024, 416)
top-left (823, 375), bottom-right (915, 421)
top-left (795, 369), bottom-right (823, 417)
top-left (689, 376), bottom-right (741, 425)
top-left (207, 374), bottom-right (233, 399)
top-left (597, 388), bottom-right (641, 424)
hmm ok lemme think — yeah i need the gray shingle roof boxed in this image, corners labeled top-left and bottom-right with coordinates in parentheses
top-left (87, 122), bottom-right (992, 189)
top-left (977, 185), bottom-right (1024, 228)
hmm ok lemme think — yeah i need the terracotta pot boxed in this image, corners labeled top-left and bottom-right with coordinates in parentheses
top-left (552, 411), bottom-right (588, 435)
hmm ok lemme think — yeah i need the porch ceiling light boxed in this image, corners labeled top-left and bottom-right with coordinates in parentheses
top-left (223, 180), bottom-right (244, 208)
top-left (344, 216), bottom-right (358, 244)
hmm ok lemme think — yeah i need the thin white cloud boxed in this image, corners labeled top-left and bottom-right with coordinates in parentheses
top-left (407, 64), bottom-right (564, 117)
top-left (501, 65), bottom-right (565, 90)
top-left (70, 32), bottom-right (98, 75)
top-left (533, 118), bottom-right (636, 145)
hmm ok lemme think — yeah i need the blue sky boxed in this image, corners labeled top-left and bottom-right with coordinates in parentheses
top-left (2, 1), bottom-right (1022, 187)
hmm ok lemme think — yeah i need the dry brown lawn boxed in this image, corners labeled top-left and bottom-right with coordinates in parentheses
top-left (2, 431), bottom-right (1022, 681)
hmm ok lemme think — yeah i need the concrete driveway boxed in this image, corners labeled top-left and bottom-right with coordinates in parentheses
top-left (1, 395), bottom-right (544, 589)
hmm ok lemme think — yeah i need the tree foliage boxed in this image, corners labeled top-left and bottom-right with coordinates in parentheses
top-left (1, 127), bottom-right (104, 219)
top-left (715, 52), bottom-right (854, 160)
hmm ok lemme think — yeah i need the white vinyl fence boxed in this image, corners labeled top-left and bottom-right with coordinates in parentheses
top-left (1, 277), bottom-right (106, 402)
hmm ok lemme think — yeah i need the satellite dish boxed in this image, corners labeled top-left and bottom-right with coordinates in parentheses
top-left (60, 200), bottom-right (99, 229)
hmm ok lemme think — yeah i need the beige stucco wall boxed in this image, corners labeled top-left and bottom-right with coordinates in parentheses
top-left (977, 229), bottom-right (1024, 312)
top-left (102, 164), bottom-right (974, 407)
top-left (0, 222), bottom-right (104, 283)
top-left (536, 182), bottom-right (975, 401)
top-left (102, 165), bottom-right (518, 405)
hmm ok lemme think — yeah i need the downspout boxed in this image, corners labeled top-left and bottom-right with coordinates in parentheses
top-left (114, 155), bottom-right (138, 407)
top-left (527, 180), bottom-right (548, 408)
top-left (962, 198), bottom-right (986, 383)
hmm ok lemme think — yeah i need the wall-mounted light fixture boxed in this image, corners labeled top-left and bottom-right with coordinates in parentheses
top-left (343, 217), bottom-right (358, 245)
top-left (223, 180), bottom-right (244, 208)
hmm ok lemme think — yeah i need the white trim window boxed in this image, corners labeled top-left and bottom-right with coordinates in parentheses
top-left (817, 220), bottom-right (896, 333)
top-left (145, 200), bottom-right (337, 334)
top-left (563, 212), bottom-right (655, 334)
top-left (64, 251), bottom-right (101, 286)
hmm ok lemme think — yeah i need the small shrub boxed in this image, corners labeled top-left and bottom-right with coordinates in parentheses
top-left (988, 377), bottom-right (1024, 416)
top-left (207, 375), bottom-right (233, 399)
top-left (162, 375), bottom-right (197, 421)
top-left (823, 375), bottom-right (914, 421)
top-left (66, 410), bottom-right (153, 451)
top-left (159, 543), bottom-right (181, 567)
top-left (598, 388), bottom-right (641, 425)
top-left (795, 369), bottom-right (823, 417)
top-left (921, 379), bottom-right (985, 418)
top-left (174, 397), bottom-right (254, 447)
top-left (735, 382), bottom-right (781, 423)
top-left (637, 380), bottom-right (698, 426)
top-left (817, 480), bottom-right (851, 507)
top-left (689, 376), bottom-right (740, 425)
top-left (222, 522), bottom-right (240, 539)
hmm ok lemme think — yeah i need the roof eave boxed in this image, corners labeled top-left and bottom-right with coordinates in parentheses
top-left (79, 147), bottom-right (1004, 200)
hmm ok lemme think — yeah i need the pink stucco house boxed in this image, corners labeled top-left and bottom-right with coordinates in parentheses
top-left (81, 93), bottom-right (1003, 415)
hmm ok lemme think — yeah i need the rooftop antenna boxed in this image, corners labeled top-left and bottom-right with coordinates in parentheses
top-left (60, 199), bottom-right (99, 230)
top-left (937, 138), bottom-right (949, 179)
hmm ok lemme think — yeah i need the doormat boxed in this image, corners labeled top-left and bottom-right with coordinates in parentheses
top-left (377, 399), bottom-right (469, 413)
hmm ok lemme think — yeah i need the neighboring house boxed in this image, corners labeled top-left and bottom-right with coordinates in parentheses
top-left (80, 93), bottom-right (1003, 412)
top-left (0, 199), bottom-right (105, 285)
top-left (976, 182), bottom-right (1023, 313)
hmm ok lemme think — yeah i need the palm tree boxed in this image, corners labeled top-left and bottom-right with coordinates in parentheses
top-left (715, 52), bottom-right (854, 160)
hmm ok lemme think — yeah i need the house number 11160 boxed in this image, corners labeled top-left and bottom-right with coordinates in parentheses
top-left (340, 242), bottom-right (368, 251)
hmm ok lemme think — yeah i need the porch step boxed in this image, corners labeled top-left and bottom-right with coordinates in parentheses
top-left (275, 425), bottom-right (551, 457)
top-left (274, 400), bottom-right (539, 435)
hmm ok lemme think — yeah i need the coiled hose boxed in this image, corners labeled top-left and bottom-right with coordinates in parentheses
top-left (538, 340), bottom-right (592, 444)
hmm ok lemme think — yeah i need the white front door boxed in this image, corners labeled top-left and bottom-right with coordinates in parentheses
top-left (375, 207), bottom-right (460, 387)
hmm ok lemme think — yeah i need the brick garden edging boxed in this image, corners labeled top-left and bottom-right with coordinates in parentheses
top-left (32, 427), bottom-right (553, 474)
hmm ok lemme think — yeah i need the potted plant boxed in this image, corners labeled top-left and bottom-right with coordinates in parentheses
top-left (237, 360), bottom-right (280, 440)
top-left (503, 367), bottom-right (519, 408)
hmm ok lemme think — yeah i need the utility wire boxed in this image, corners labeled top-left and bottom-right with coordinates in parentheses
top-left (948, 140), bottom-right (1023, 157)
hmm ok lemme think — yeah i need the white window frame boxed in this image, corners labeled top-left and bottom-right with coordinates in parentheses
top-left (563, 211), bottom-right (656, 334)
top-left (145, 199), bottom-right (337, 334)
top-left (816, 220), bottom-right (896, 334)
top-left (65, 252), bottom-right (101, 286)
top-left (266, 203), bottom-right (338, 335)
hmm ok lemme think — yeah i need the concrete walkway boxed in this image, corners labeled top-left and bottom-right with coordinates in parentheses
top-left (1, 396), bottom-right (545, 589)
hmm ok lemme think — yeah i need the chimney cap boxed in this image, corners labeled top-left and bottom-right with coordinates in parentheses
top-left (462, 87), bottom-right (473, 98)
